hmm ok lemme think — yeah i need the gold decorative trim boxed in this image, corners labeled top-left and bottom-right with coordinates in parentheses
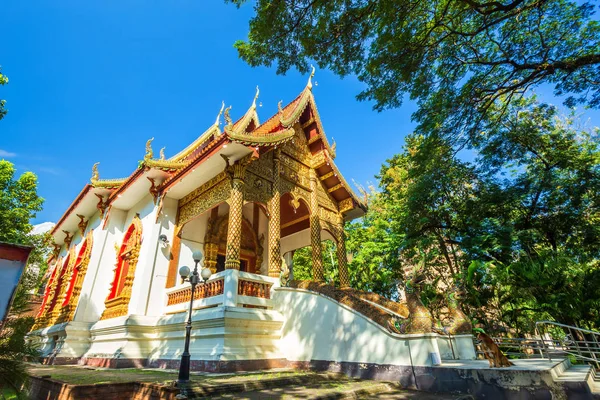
top-left (95, 193), bottom-right (109, 217)
top-left (100, 214), bottom-right (143, 320)
top-left (55, 231), bottom-right (94, 323)
top-left (76, 214), bottom-right (88, 236)
top-left (327, 183), bottom-right (343, 193)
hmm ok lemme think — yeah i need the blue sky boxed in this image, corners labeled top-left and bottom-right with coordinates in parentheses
top-left (1, 1), bottom-right (598, 224)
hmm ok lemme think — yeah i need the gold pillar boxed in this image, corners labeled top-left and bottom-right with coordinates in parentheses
top-left (336, 216), bottom-right (350, 288)
top-left (309, 169), bottom-right (324, 281)
top-left (225, 163), bottom-right (246, 270)
top-left (268, 149), bottom-right (282, 277)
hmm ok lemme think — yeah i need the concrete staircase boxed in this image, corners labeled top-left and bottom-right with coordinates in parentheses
top-left (553, 362), bottom-right (600, 398)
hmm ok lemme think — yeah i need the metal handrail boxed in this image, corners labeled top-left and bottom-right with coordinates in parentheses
top-left (536, 320), bottom-right (600, 370)
top-left (473, 336), bottom-right (547, 359)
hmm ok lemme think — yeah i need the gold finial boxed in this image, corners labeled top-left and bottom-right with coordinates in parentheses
top-left (307, 64), bottom-right (316, 89)
top-left (91, 162), bottom-right (100, 183)
top-left (278, 100), bottom-right (283, 115)
top-left (252, 85), bottom-right (260, 108)
top-left (159, 147), bottom-right (166, 160)
top-left (215, 101), bottom-right (225, 126)
top-left (144, 137), bottom-right (154, 161)
top-left (224, 105), bottom-right (233, 127)
top-left (331, 137), bottom-right (337, 154)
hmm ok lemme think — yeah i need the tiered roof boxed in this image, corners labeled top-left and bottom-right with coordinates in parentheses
top-left (51, 70), bottom-right (366, 242)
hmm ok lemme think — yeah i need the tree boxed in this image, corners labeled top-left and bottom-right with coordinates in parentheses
top-left (0, 160), bottom-right (44, 244)
top-left (344, 98), bottom-right (600, 333)
top-left (227, 0), bottom-right (600, 145)
top-left (0, 67), bottom-right (7, 121)
top-left (0, 160), bottom-right (46, 396)
top-left (466, 99), bottom-right (600, 332)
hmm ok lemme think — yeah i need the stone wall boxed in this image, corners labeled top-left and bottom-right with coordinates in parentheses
top-left (28, 377), bottom-right (179, 400)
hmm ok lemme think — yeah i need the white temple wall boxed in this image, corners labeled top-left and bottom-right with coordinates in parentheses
top-left (144, 197), bottom-right (178, 317)
top-left (73, 213), bottom-right (106, 323)
top-left (126, 194), bottom-right (161, 316)
top-left (80, 208), bottom-right (127, 322)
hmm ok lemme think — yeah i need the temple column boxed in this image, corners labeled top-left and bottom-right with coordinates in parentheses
top-left (165, 225), bottom-right (182, 288)
top-left (225, 162), bottom-right (246, 270)
top-left (309, 169), bottom-right (324, 281)
top-left (268, 149), bottom-right (282, 278)
top-left (336, 216), bottom-right (350, 288)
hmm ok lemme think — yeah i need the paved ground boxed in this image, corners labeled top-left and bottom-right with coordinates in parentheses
top-left (207, 386), bottom-right (461, 399)
top-left (27, 364), bottom-right (462, 399)
top-left (27, 364), bottom-right (304, 385)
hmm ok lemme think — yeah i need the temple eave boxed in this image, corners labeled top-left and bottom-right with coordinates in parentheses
top-left (226, 128), bottom-right (295, 147)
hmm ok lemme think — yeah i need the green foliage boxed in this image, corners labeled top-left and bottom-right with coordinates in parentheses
top-left (0, 66), bottom-right (7, 121)
top-left (345, 216), bottom-right (400, 297)
top-left (292, 240), bottom-right (339, 284)
top-left (0, 160), bottom-right (44, 244)
top-left (0, 317), bottom-right (39, 396)
top-left (343, 98), bottom-right (600, 334)
top-left (0, 160), bottom-right (47, 394)
top-left (0, 160), bottom-right (49, 309)
top-left (227, 0), bottom-right (600, 146)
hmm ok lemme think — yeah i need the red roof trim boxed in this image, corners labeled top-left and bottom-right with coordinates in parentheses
top-left (50, 184), bottom-right (94, 236)
top-left (159, 134), bottom-right (229, 192)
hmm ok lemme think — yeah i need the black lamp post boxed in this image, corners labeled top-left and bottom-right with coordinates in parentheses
top-left (177, 250), bottom-right (212, 387)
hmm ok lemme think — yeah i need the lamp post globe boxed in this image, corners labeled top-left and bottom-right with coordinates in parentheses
top-left (200, 267), bottom-right (212, 281)
top-left (192, 250), bottom-right (204, 263)
top-left (178, 265), bottom-right (191, 280)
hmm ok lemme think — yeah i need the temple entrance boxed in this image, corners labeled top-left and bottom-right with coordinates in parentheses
top-left (205, 214), bottom-right (260, 273)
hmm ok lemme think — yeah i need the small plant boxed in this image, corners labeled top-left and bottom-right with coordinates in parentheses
top-left (0, 317), bottom-right (40, 398)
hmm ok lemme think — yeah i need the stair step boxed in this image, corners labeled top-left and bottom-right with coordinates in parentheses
top-left (554, 364), bottom-right (592, 382)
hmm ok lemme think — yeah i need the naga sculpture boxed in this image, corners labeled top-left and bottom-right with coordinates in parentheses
top-left (280, 256), bottom-right (290, 287)
top-left (388, 270), bottom-right (433, 334)
top-left (433, 288), bottom-right (472, 335)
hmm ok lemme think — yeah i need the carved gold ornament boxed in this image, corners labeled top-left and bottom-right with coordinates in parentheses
top-left (100, 214), bottom-right (143, 320)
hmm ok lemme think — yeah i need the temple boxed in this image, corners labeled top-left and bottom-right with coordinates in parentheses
top-left (29, 71), bottom-right (475, 374)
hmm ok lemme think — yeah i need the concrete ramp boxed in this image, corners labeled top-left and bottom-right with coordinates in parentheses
top-left (273, 287), bottom-right (475, 368)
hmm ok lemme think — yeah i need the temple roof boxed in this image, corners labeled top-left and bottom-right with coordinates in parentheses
top-left (51, 71), bottom-right (366, 243)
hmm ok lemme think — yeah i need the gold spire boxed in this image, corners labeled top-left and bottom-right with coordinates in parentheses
top-left (252, 85), bottom-right (260, 108)
top-left (307, 64), bottom-right (316, 90)
top-left (159, 147), bottom-right (166, 160)
top-left (91, 162), bottom-right (100, 183)
top-left (215, 101), bottom-right (225, 126)
top-left (224, 105), bottom-right (233, 128)
top-left (144, 137), bottom-right (154, 161)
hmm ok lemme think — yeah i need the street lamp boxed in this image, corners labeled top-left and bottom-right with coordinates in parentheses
top-left (177, 250), bottom-right (212, 388)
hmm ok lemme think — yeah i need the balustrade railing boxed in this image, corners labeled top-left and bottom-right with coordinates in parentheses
top-left (166, 278), bottom-right (225, 306)
top-left (237, 278), bottom-right (272, 299)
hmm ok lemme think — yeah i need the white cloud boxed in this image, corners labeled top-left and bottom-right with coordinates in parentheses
top-left (0, 149), bottom-right (16, 158)
top-left (38, 167), bottom-right (61, 175)
top-left (30, 222), bottom-right (55, 235)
